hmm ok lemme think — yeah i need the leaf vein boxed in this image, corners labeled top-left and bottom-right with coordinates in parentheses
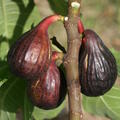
top-left (0, 78), bottom-right (18, 110)
top-left (1, 0), bottom-right (8, 37)
top-left (100, 96), bottom-right (120, 117)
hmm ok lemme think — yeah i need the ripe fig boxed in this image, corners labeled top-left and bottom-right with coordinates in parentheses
top-left (79, 29), bottom-right (117, 96)
top-left (7, 15), bottom-right (62, 80)
top-left (27, 52), bottom-right (66, 109)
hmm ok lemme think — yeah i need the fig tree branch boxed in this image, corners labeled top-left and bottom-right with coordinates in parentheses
top-left (63, 0), bottom-right (83, 120)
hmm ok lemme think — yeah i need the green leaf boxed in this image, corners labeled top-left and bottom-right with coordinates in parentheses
top-left (0, 73), bottom-right (34, 120)
top-left (32, 101), bottom-right (65, 120)
top-left (111, 49), bottom-right (120, 76)
top-left (0, 111), bottom-right (16, 120)
top-left (0, 76), bottom-right (23, 119)
top-left (82, 86), bottom-right (120, 120)
top-left (23, 89), bottom-right (34, 120)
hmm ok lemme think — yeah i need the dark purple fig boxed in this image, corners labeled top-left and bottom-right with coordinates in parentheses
top-left (7, 15), bottom-right (61, 80)
top-left (79, 29), bottom-right (117, 96)
top-left (27, 52), bottom-right (66, 109)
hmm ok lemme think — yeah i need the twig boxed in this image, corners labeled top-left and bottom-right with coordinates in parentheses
top-left (63, 0), bottom-right (83, 120)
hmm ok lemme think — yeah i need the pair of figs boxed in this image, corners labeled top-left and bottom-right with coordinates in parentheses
top-left (78, 21), bottom-right (117, 96)
top-left (7, 15), bottom-right (66, 109)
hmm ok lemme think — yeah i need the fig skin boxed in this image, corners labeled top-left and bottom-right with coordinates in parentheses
top-left (7, 15), bottom-right (61, 80)
top-left (27, 56), bottom-right (67, 109)
top-left (79, 29), bottom-right (117, 96)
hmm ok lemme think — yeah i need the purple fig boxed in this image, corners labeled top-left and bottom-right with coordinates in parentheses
top-left (79, 29), bottom-right (117, 96)
top-left (7, 15), bottom-right (62, 80)
top-left (27, 52), bottom-right (66, 109)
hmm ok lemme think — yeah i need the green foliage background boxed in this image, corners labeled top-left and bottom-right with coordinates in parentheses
top-left (0, 0), bottom-right (120, 120)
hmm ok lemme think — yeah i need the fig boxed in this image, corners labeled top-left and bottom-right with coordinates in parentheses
top-left (79, 29), bottom-right (117, 96)
top-left (27, 52), bottom-right (67, 109)
top-left (7, 15), bottom-right (61, 80)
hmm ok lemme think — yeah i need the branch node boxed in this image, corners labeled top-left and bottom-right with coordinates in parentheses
top-left (71, 2), bottom-right (80, 9)
top-left (65, 16), bottom-right (69, 21)
top-left (70, 111), bottom-right (82, 116)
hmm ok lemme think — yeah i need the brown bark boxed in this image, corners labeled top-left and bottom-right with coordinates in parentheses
top-left (63, 0), bottom-right (83, 120)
